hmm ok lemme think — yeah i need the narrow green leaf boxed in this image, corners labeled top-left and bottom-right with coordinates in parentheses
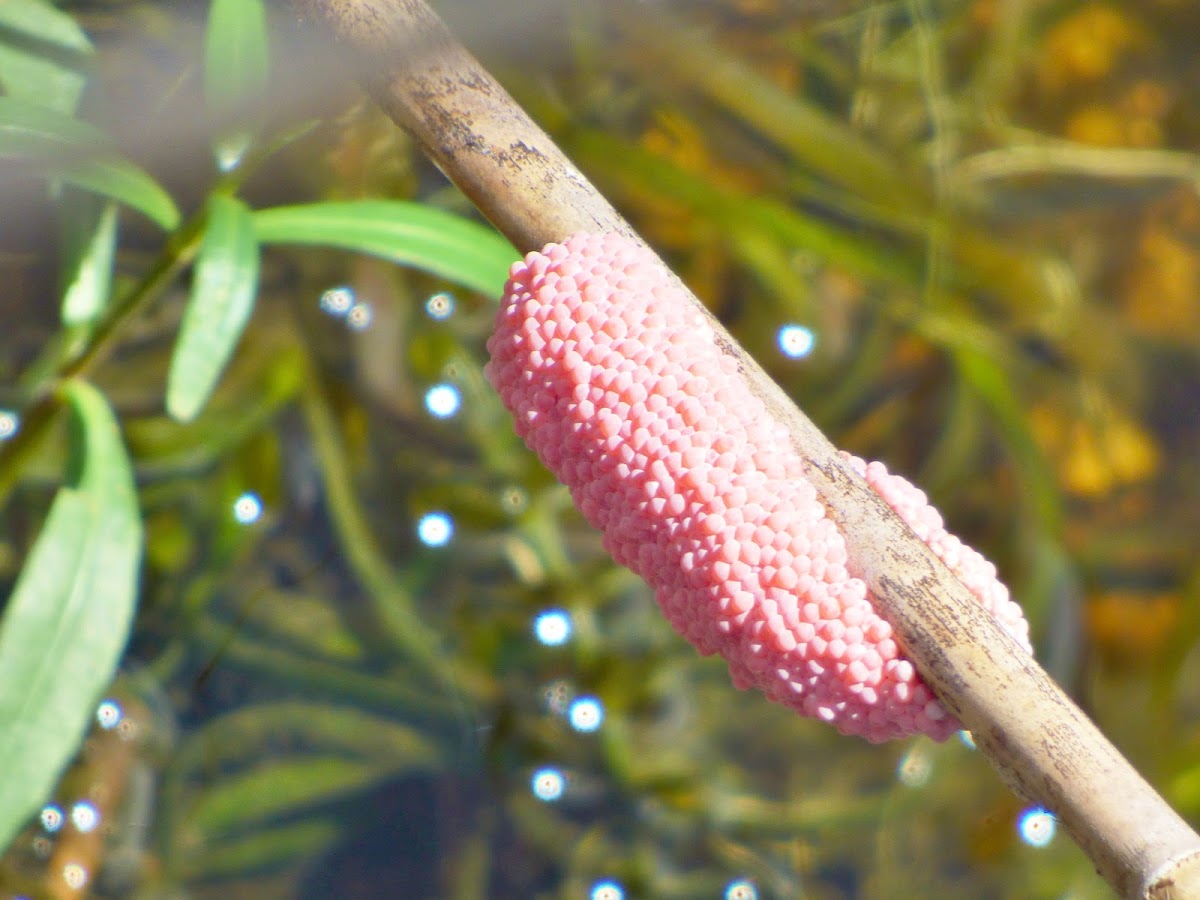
top-left (60, 191), bottom-right (118, 324)
top-left (0, 0), bottom-right (93, 114)
top-left (0, 380), bottom-right (142, 855)
top-left (0, 95), bottom-right (110, 154)
top-left (204, 0), bottom-right (269, 115)
top-left (188, 757), bottom-right (395, 837)
top-left (0, 97), bottom-right (180, 229)
top-left (58, 156), bottom-right (181, 231)
top-left (167, 194), bottom-right (260, 422)
top-left (954, 346), bottom-right (1063, 534)
top-left (253, 201), bottom-right (517, 297)
top-left (204, 0), bottom-right (269, 168)
top-left (173, 702), bottom-right (441, 774)
top-left (186, 820), bottom-right (342, 879)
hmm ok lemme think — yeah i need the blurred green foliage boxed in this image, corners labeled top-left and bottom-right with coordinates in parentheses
top-left (0, 0), bottom-right (1199, 897)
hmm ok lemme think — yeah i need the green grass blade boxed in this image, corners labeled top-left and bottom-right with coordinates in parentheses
top-left (204, 0), bottom-right (269, 168)
top-left (60, 192), bottom-right (118, 325)
top-left (58, 155), bottom-right (181, 231)
top-left (0, 0), bottom-right (94, 114)
top-left (0, 380), bottom-right (143, 854)
top-left (253, 201), bottom-right (517, 297)
top-left (184, 819), bottom-right (342, 880)
top-left (187, 756), bottom-right (402, 837)
top-left (204, 0), bottom-right (269, 114)
top-left (167, 194), bottom-right (260, 422)
top-left (0, 94), bottom-right (109, 153)
top-left (0, 97), bottom-right (180, 229)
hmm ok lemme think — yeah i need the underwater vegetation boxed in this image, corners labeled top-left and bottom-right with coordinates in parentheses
top-left (1, 0), bottom-right (1200, 897)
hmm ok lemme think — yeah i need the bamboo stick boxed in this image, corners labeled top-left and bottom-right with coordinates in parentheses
top-left (285, 1), bottom-right (1200, 895)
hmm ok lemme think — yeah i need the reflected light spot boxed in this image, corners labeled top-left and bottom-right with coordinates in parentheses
top-left (958, 730), bottom-right (977, 750)
top-left (214, 136), bottom-right (248, 173)
top-left (40, 806), bottom-right (63, 833)
top-left (542, 680), bottom-right (572, 715)
top-left (777, 324), bottom-right (816, 359)
top-left (501, 485), bottom-right (528, 514)
top-left (1018, 807), bottom-right (1056, 848)
top-left (319, 286), bottom-right (355, 316)
top-left (725, 879), bottom-right (758, 900)
top-left (0, 410), bottom-right (18, 440)
top-left (417, 512), bottom-right (454, 547)
top-left (896, 746), bottom-right (932, 787)
top-left (531, 767), bottom-right (565, 802)
top-left (70, 803), bottom-right (99, 834)
top-left (96, 700), bottom-right (122, 730)
top-left (425, 384), bottom-right (461, 418)
top-left (568, 697), bottom-right (604, 733)
top-left (62, 863), bottom-right (88, 890)
top-left (590, 880), bottom-right (624, 900)
top-left (346, 302), bottom-right (373, 330)
top-left (233, 492), bottom-right (263, 524)
top-left (425, 292), bottom-right (455, 319)
top-left (534, 610), bottom-right (572, 646)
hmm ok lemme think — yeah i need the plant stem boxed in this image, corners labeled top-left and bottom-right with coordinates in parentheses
top-left (287, 2), bottom-right (1200, 896)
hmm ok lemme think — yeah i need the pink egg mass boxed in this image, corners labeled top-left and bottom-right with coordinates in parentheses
top-left (485, 233), bottom-right (1032, 742)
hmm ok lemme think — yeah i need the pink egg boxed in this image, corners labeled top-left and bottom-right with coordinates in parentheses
top-left (485, 233), bottom-right (1032, 742)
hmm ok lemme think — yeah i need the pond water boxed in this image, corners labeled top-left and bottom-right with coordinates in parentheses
top-left (2, 1), bottom-right (1199, 898)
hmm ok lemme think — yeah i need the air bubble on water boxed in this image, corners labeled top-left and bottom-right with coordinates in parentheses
top-left (501, 486), bottom-right (528, 514)
top-left (233, 492), bottom-right (263, 524)
top-left (96, 700), bottom-right (122, 730)
top-left (0, 410), bottom-right (18, 440)
top-left (590, 880), bottom-right (624, 900)
top-left (896, 745), bottom-right (932, 787)
top-left (1018, 807), bottom-right (1056, 848)
top-left (568, 697), bottom-right (604, 733)
top-left (725, 879), bottom-right (758, 900)
top-left (531, 767), bottom-right (566, 802)
top-left (62, 863), bottom-right (88, 890)
top-left (425, 292), bottom-right (455, 320)
top-left (346, 302), bottom-right (373, 330)
top-left (542, 680), bottom-right (572, 715)
top-left (777, 324), bottom-right (816, 359)
top-left (70, 802), bottom-right (99, 834)
top-left (40, 806), bottom-right (63, 833)
top-left (320, 286), bottom-right (355, 316)
top-left (425, 384), bottom-right (461, 418)
top-left (416, 512), bottom-right (454, 547)
top-left (534, 609), bottom-right (572, 646)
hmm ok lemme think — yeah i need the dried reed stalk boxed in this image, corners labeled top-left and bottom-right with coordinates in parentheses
top-left (285, 1), bottom-right (1200, 895)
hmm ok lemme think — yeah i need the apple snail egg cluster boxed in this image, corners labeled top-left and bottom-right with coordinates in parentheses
top-left (485, 232), bottom-right (1031, 742)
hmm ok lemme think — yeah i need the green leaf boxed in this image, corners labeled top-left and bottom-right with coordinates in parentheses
top-left (0, 95), bottom-right (110, 154)
top-left (0, 381), bottom-right (143, 854)
top-left (204, 0), bottom-right (269, 169)
top-left (204, 0), bottom-right (269, 114)
top-left (0, 0), bottom-right (93, 114)
top-left (60, 190), bottom-right (118, 324)
top-left (172, 702), bottom-right (441, 774)
top-left (58, 155), bottom-right (181, 231)
top-left (167, 194), bottom-right (260, 422)
top-left (0, 98), bottom-right (180, 229)
top-left (954, 346), bottom-right (1063, 534)
top-left (188, 756), bottom-right (396, 836)
top-left (186, 819), bottom-right (342, 879)
top-left (253, 201), bottom-right (517, 297)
